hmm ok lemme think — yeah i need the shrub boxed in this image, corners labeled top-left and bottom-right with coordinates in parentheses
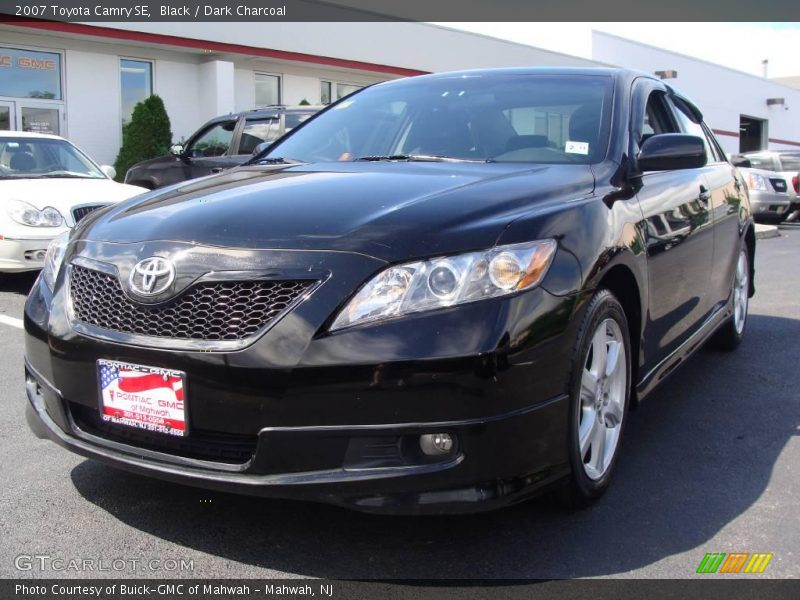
top-left (113, 95), bottom-right (172, 181)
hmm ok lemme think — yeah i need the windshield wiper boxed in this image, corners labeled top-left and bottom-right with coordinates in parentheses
top-left (355, 154), bottom-right (490, 163)
top-left (36, 173), bottom-right (98, 179)
top-left (251, 157), bottom-right (304, 165)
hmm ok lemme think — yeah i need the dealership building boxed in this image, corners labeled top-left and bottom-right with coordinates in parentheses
top-left (1, 19), bottom-right (799, 165)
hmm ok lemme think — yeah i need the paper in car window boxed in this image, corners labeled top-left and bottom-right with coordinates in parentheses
top-left (565, 141), bottom-right (589, 155)
top-left (334, 101), bottom-right (355, 110)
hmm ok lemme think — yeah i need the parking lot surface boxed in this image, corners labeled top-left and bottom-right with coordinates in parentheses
top-left (1, 225), bottom-right (798, 579)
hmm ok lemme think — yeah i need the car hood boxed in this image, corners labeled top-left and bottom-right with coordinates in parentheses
top-left (82, 162), bottom-right (595, 261)
top-left (2, 178), bottom-right (147, 214)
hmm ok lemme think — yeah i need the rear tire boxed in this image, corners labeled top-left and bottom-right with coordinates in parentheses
top-left (711, 243), bottom-right (750, 351)
top-left (561, 288), bottom-right (631, 507)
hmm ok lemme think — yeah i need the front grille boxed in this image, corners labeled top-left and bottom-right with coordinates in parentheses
top-left (69, 265), bottom-right (314, 341)
top-left (69, 402), bottom-right (257, 463)
top-left (770, 178), bottom-right (788, 193)
top-left (72, 204), bottom-right (107, 223)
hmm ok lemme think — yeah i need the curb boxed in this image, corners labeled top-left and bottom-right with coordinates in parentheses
top-left (755, 224), bottom-right (780, 240)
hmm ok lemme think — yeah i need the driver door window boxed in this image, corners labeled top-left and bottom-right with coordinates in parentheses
top-left (237, 118), bottom-right (279, 155)
top-left (187, 121), bottom-right (236, 158)
top-left (641, 92), bottom-right (678, 146)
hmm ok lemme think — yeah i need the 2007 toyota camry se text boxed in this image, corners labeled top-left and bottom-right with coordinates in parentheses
top-left (24, 68), bottom-right (755, 514)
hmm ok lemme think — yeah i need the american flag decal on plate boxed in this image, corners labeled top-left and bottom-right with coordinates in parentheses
top-left (98, 359), bottom-right (187, 437)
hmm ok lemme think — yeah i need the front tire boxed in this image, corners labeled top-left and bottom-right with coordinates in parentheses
top-left (563, 289), bottom-right (631, 506)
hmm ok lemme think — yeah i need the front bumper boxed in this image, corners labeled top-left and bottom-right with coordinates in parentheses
top-left (748, 189), bottom-right (793, 220)
top-left (0, 235), bottom-right (58, 272)
top-left (23, 240), bottom-right (580, 514)
top-left (25, 359), bottom-right (569, 514)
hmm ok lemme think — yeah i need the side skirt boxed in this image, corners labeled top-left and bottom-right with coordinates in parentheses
top-left (635, 298), bottom-right (732, 401)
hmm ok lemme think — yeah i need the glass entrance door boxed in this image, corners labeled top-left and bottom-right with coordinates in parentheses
top-left (0, 101), bottom-right (14, 131)
top-left (16, 102), bottom-right (63, 135)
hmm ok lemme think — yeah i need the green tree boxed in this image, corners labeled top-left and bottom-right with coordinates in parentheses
top-left (113, 95), bottom-right (172, 181)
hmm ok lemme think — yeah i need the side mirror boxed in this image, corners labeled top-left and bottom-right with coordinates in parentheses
top-left (169, 144), bottom-right (184, 157)
top-left (252, 141), bottom-right (270, 156)
top-left (99, 165), bottom-right (116, 179)
top-left (730, 155), bottom-right (751, 168)
top-left (637, 134), bottom-right (707, 172)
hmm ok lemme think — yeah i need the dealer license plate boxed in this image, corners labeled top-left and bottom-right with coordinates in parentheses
top-left (98, 359), bottom-right (187, 437)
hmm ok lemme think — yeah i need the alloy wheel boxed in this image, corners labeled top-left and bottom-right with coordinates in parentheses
top-left (733, 248), bottom-right (749, 335)
top-left (578, 318), bottom-right (627, 480)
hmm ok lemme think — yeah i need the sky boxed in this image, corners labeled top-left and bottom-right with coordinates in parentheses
top-left (434, 23), bottom-right (800, 79)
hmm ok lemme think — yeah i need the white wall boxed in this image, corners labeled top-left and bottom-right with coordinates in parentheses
top-left (64, 49), bottom-right (121, 167)
top-left (87, 22), bottom-right (605, 73)
top-left (198, 60), bottom-right (235, 122)
top-left (154, 59), bottom-right (203, 146)
top-left (592, 31), bottom-right (800, 154)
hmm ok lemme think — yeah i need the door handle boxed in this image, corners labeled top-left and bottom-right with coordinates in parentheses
top-left (699, 185), bottom-right (712, 205)
top-left (734, 178), bottom-right (742, 192)
top-left (210, 167), bottom-right (225, 174)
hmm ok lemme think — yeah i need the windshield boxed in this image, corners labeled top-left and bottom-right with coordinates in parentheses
top-left (0, 137), bottom-right (106, 179)
top-left (779, 154), bottom-right (800, 171)
top-left (744, 154), bottom-right (779, 171)
top-left (263, 74), bottom-right (613, 165)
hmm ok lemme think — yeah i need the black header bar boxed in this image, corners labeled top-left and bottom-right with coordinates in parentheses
top-left (1, 0), bottom-right (800, 22)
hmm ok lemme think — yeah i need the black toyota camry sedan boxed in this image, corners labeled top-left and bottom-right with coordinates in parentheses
top-left (24, 68), bottom-right (755, 514)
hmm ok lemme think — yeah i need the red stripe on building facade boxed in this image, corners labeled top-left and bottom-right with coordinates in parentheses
top-left (0, 16), bottom-right (429, 77)
top-left (712, 129), bottom-right (800, 148)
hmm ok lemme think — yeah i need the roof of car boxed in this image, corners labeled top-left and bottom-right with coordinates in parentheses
top-left (385, 66), bottom-right (653, 84)
top-left (0, 130), bottom-right (64, 141)
top-left (743, 149), bottom-right (800, 156)
top-left (208, 105), bottom-right (324, 123)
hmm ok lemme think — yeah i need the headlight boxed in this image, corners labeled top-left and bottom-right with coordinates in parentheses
top-left (42, 231), bottom-right (70, 290)
top-left (8, 200), bottom-right (65, 227)
top-left (746, 173), bottom-right (769, 192)
top-left (330, 239), bottom-right (557, 331)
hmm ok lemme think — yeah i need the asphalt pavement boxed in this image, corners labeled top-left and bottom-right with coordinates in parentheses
top-left (1, 224), bottom-right (798, 579)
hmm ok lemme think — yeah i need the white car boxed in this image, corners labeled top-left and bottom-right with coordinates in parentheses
top-left (0, 131), bottom-right (146, 272)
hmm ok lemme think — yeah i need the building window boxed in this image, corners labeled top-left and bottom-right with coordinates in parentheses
top-left (255, 73), bottom-right (281, 106)
top-left (320, 81), bottom-right (332, 105)
top-left (320, 80), bottom-right (363, 105)
top-left (120, 59), bottom-right (153, 126)
top-left (336, 83), bottom-right (362, 100)
top-left (0, 47), bottom-right (62, 100)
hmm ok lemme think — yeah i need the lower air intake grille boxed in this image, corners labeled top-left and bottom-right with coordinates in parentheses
top-left (69, 402), bottom-right (257, 464)
top-left (770, 178), bottom-right (788, 193)
top-left (69, 265), bottom-right (314, 341)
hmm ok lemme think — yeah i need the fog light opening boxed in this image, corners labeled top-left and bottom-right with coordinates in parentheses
top-left (24, 249), bottom-right (48, 262)
top-left (420, 433), bottom-right (454, 456)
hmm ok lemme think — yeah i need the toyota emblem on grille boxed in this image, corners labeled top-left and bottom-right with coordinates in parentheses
top-left (129, 257), bottom-right (176, 296)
